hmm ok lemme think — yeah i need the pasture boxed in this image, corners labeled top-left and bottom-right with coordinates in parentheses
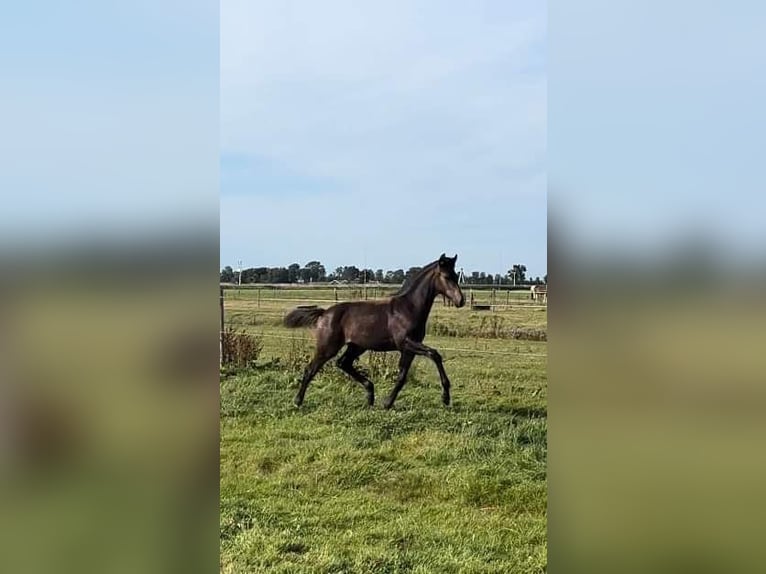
top-left (220, 286), bottom-right (547, 573)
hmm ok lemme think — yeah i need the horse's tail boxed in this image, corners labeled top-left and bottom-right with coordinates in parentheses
top-left (283, 307), bottom-right (325, 328)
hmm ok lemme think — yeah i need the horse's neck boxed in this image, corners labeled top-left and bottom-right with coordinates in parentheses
top-left (399, 275), bottom-right (436, 321)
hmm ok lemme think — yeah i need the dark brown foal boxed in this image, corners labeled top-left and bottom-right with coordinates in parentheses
top-left (284, 254), bottom-right (465, 409)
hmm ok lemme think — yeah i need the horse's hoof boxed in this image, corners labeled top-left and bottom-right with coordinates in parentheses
top-left (382, 399), bottom-right (394, 410)
top-left (293, 397), bottom-right (304, 407)
top-left (442, 396), bottom-right (451, 407)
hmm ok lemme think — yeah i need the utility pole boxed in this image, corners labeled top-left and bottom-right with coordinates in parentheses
top-left (237, 259), bottom-right (242, 286)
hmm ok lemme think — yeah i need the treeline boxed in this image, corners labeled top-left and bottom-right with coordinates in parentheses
top-left (221, 261), bottom-right (546, 286)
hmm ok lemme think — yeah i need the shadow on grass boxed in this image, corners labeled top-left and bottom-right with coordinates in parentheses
top-left (509, 405), bottom-right (547, 418)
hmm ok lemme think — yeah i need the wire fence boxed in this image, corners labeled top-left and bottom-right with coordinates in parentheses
top-left (222, 294), bottom-right (547, 309)
top-left (226, 300), bottom-right (547, 310)
top-left (221, 282), bottom-right (541, 290)
top-left (222, 285), bottom-right (546, 306)
top-left (218, 287), bottom-right (547, 365)
top-left (243, 332), bottom-right (547, 359)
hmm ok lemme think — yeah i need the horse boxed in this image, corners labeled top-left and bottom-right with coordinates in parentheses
top-left (283, 254), bottom-right (465, 409)
top-left (530, 284), bottom-right (547, 303)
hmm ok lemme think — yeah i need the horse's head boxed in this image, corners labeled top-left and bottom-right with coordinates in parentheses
top-left (434, 253), bottom-right (465, 308)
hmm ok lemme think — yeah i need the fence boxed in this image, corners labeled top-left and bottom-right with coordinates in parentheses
top-left (219, 284), bottom-right (547, 366)
top-left (221, 282), bottom-right (538, 291)
top-left (220, 284), bottom-right (547, 310)
top-left (251, 332), bottom-right (547, 359)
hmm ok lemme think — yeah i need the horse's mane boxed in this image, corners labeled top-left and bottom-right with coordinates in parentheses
top-left (394, 260), bottom-right (439, 296)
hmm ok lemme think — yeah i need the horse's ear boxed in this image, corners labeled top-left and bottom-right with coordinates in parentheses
top-left (438, 253), bottom-right (447, 266)
top-left (452, 254), bottom-right (458, 263)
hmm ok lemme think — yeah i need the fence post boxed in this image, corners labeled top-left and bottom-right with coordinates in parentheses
top-left (219, 285), bottom-right (225, 367)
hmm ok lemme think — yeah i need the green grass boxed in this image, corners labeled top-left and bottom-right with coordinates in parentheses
top-left (220, 289), bottom-right (547, 573)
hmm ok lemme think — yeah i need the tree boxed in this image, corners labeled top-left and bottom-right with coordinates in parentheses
top-left (375, 269), bottom-right (384, 283)
top-left (220, 266), bottom-right (235, 283)
top-left (342, 266), bottom-right (360, 282)
top-left (508, 264), bottom-right (527, 286)
top-left (287, 263), bottom-right (301, 283)
top-left (544, 273), bottom-right (547, 284)
top-left (269, 267), bottom-right (289, 283)
top-left (240, 267), bottom-right (261, 283)
top-left (404, 267), bottom-right (422, 285)
top-left (391, 269), bottom-right (405, 284)
top-left (255, 267), bottom-right (269, 282)
top-left (303, 261), bottom-right (326, 283)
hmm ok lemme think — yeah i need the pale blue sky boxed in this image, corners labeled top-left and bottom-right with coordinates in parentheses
top-left (551, 1), bottom-right (766, 265)
top-left (4, 1), bottom-right (763, 275)
top-left (1, 1), bottom-right (219, 250)
top-left (220, 0), bottom-right (547, 277)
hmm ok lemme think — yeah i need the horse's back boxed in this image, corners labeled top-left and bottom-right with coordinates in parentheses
top-left (331, 299), bottom-right (397, 351)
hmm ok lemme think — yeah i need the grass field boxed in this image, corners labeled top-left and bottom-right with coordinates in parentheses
top-left (220, 286), bottom-right (547, 573)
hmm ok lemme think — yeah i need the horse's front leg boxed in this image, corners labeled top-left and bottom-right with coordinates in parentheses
top-left (399, 338), bottom-right (452, 406)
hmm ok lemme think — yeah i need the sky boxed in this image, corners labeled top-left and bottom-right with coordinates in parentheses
top-left (550, 1), bottom-right (766, 266)
top-left (1, 1), bottom-right (219, 251)
top-left (220, 0), bottom-right (547, 278)
top-left (4, 1), bottom-right (764, 276)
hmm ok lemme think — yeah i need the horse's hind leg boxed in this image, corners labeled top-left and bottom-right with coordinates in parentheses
top-left (382, 351), bottom-right (414, 410)
top-left (294, 337), bottom-right (343, 407)
top-left (336, 343), bottom-right (375, 406)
